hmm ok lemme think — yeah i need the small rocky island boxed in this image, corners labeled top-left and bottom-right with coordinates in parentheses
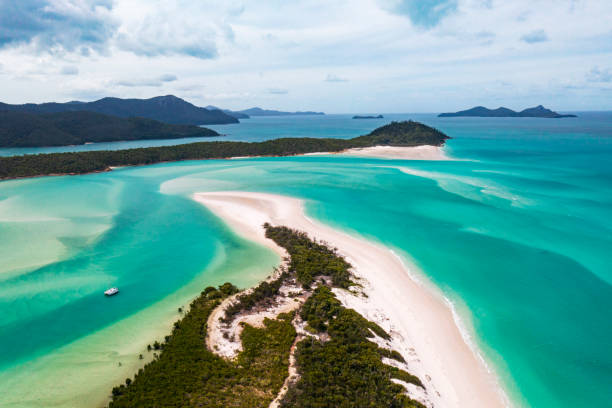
top-left (439, 105), bottom-right (576, 118)
top-left (353, 114), bottom-right (383, 119)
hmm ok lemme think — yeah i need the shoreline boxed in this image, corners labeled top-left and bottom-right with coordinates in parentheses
top-left (1, 144), bottom-right (451, 182)
top-left (193, 191), bottom-right (509, 408)
top-left (336, 144), bottom-right (450, 160)
top-left (0, 238), bottom-right (279, 408)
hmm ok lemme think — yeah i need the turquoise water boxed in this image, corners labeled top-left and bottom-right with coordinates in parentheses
top-left (1, 114), bottom-right (611, 407)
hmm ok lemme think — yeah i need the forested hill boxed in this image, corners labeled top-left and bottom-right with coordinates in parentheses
top-left (236, 107), bottom-right (325, 116)
top-left (0, 95), bottom-right (238, 125)
top-left (0, 120), bottom-right (449, 179)
top-left (351, 120), bottom-right (449, 146)
top-left (439, 105), bottom-right (577, 118)
top-left (0, 111), bottom-right (219, 148)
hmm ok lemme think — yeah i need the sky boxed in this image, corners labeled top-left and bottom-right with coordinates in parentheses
top-left (0, 0), bottom-right (611, 113)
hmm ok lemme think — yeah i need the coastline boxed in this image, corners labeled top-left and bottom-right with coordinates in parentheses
top-left (0, 237), bottom-right (280, 408)
top-left (193, 191), bottom-right (509, 408)
top-left (1, 144), bottom-right (450, 182)
top-left (337, 145), bottom-right (450, 160)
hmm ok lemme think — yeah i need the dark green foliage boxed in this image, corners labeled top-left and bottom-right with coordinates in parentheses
top-left (378, 347), bottom-right (407, 363)
top-left (264, 224), bottom-right (354, 288)
top-left (0, 110), bottom-right (218, 147)
top-left (300, 286), bottom-right (391, 341)
top-left (0, 120), bottom-right (449, 179)
top-left (108, 283), bottom-right (296, 408)
top-left (299, 284), bottom-right (343, 332)
top-left (222, 270), bottom-right (290, 323)
top-left (281, 286), bottom-right (424, 408)
top-left (218, 282), bottom-right (240, 296)
top-left (351, 120), bottom-right (449, 147)
top-left (392, 370), bottom-right (424, 389)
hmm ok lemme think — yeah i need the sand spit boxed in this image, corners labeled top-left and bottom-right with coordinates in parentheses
top-left (193, 191), bottom-right (508, 408)
top-left (337, 145), bottom-right (450, 160)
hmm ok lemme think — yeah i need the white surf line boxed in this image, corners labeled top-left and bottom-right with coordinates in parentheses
top-left (192, 191), bottom-right (511, 408)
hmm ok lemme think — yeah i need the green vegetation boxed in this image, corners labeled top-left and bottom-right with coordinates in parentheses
top-left (351, 120), bottom-right (449, 147)
top-left (222, 268), bottom-right (290, 323)
top-left (0, 110), bottom-right (218, 148)
top-left (264, 224), bottom-right (354, 288)
top-left (108, 226), bottom-right (425, 408)
top-left (281, 286), bottom-right (424, 408)
top-left (221, 223), bottom-right (355, 323)
top-left (108, 283), bottom-right (296, 408)
top-left (0, 120), bottom-right (449, 179)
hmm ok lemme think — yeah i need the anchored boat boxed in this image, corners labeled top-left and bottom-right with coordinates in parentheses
top-left (104, 287), bottom-right (119, 296)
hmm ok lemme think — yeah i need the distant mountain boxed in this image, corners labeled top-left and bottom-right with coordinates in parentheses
top-left (0, 110), bottom-right (219, 147)
top-left (0, 95), bottom-right (239, 125)
top-left (353, 115), bottom-right (383, 119)
top-left (205, 105), bottom-right (250, 119)
top-left (439, 105), bottom-right (576, 118)
top-left (516, 105), bottom-right (577, 118)
top-left (237, 107), bottom-right (325, 116)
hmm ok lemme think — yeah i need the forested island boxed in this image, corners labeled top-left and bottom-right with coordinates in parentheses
top-left (205, 105), bottom-right (250, 119)
top-left (205, 106), bottom-right (326, 119)
top-left (0, 121), bottom-right (449, 179)
top-left (0, 111), bottom-right (219, 147)
top-left (107, 225), bottom-right (424, 408)
top-left (353, 115), bottom-right (383, 119)
top-left (236, 107), bottom-right (325, 117)
top-left (439, 105), bottom-right (577, 118)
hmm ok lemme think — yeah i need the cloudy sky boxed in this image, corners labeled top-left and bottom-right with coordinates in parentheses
top-left (0, 0), bottom-right (610, 112)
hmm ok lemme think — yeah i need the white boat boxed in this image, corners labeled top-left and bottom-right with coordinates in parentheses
top-left (104, 287), bottom-right (119, 296)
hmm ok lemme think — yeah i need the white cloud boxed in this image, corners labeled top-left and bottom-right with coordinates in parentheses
top-left (159, 74), bottom-right (178, 82)
top-left (0, 0), bottom-right (117, 54)
top-left (112, 1), bottom-right (238, 59)
top-left (521, 29), bottom-right (549, 43)
top-left (0, 0), bottom-right (611, 110)
top-left (325, 74), bottom-right (348, 82)
top-left (268, 88), bottom-right (288, 94)
top-left (115, 74), bottom-right (179, 87)
top-left (586, 67), bottom-right (612, 83)
top-left (60, 65), bottom-right (79, 75)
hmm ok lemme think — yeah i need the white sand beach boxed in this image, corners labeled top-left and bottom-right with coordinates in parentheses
top-left (193, 191), bottom-right (508, 408)
top-left (337, 145), bottom-right (450, 160)
top-left (229, 144), bottom-right (451, 161)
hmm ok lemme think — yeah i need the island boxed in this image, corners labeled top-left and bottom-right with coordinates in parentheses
top-left (235, 107), bottom-right (325, 117)
top-left (353, 115), bottom-right (383, 119)
top-left (0, 95), bottom-right (238, 125)
top-left (201, 106), bottom-right (326, 119)
top-left (439, 105), bottom-right (577, 118)
top-left (107, 223), bottom-right (426, 407)
top-left (205, 105), bottom-right (250, 119)
top-left (0, 110), bottom-right (219, 147)
top-left (0, 121), bottom-right (449, 179)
